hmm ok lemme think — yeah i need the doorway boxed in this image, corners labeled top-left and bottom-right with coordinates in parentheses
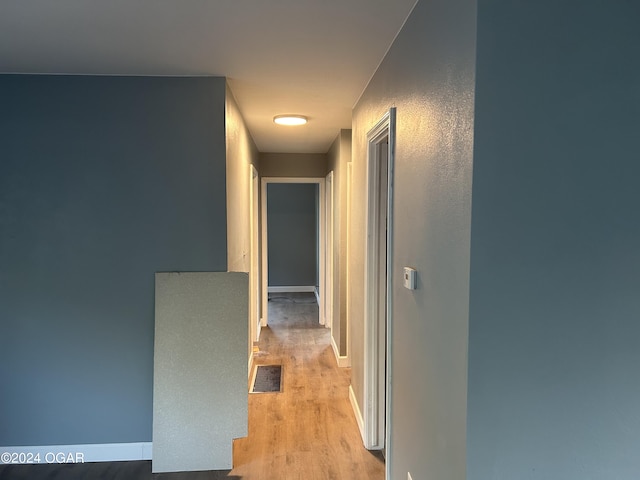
top-left (260, 177), bottom-right (328, 328)
top-left (363, 108), bottom-right (395, 457)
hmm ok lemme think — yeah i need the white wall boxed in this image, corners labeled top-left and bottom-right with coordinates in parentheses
top-left (350, 0), bottom-right (476, 478)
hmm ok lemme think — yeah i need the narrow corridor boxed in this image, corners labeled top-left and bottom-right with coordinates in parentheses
top-left (231, 293), bottom-right (385, 480)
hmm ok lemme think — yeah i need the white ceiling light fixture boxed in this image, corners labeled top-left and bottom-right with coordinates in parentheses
top-left (273, 114), bottom-right (308, 126)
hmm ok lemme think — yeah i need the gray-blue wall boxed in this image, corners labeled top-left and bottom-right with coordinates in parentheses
top-left (267, 183), bottom-right (318, 287)
top-left (0, 75), bottom-right (227, 446)
top-left (468, 1), bottom-right (640, 477)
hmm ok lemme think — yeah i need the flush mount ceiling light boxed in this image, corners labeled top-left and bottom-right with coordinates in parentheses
top-left (273, 114), bottom-right (308, 126)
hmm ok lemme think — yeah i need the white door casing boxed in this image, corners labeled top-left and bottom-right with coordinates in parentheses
top-left (260, 177), bottom-right (327, 327)
top-left (363, 108), bottom-right (396, 455)
top-left (249, 164), bottom-right (260, 345)
top-left (325, 171), bottom-right (334, 330)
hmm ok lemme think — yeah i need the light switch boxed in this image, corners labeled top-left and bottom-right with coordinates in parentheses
top-left (403, 267), bottom-right (417, 290)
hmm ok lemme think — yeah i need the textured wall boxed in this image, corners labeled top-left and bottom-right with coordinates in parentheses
top-left (267, 183), bottom-right (318, 287)
top-left (153, 272), bottom-right (247, 473)
top-left (468, 1), bottom-right (640, 477)
top-left (225, 83), bottom-right (261, 362)
top-left (0, 75), bottom-right (227, 446)
top-left (351, 0), bottom-right (476, 478)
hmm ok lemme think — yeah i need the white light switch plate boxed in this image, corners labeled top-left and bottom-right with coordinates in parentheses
top-left (403, 267), bottom-right (417, 290)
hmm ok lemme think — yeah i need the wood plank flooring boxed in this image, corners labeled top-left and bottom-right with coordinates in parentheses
top-left (231, 292), bottom-right (385, 480)
top-left (0, 293), bottom-right (384, 480)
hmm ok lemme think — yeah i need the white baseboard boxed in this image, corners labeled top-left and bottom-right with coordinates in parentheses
top-left (0, 442), bottom-right (152, 463)
top-left (268, 286), bottom-right (316, 293)
top-left (330, 335), bottom-right (350, 368)
top-left (349, 385), bottom-right (365, 443)
top-left (248, 362), bottom-right (258, 394)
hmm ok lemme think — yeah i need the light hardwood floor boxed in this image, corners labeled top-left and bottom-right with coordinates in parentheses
top-left (231, 293), bottom-right (385, 480)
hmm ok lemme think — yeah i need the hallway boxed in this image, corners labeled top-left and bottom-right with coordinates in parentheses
top-left (231, 293), bottom-right (385, 479)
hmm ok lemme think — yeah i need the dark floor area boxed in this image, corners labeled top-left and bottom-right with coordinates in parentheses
top-left (0, 461), bottom-right (238, 480)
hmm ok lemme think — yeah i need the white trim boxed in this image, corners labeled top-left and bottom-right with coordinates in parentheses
top-left (314, 287), bottom-right (320, 305)
top-left (363, 108), bottom-right (396, 450)
top-left (248, 350), bottom-right (255, 381)
top-left (248, 361), bottom-right (258, 393)
top-left (267, 286), bottom-right (317, 293)
top-left (386, 110), bottom-right (397, 480)
top-left (0, 442), bottom-right (152, 463)
top-left (260, 178), bottom-right (268, 328)
top-left (346, 162), bottom-right (353, 367)
top-left (325, 171), bottom-right (335, 330)
top-left (349, 385), bottom-right (365, 441)
top-left (330, 335), bottom-right (350, 368)
top-left (249, 164), bottom-right (261, 346)
top-left (319, 179), bottom-right (326, 326)
top-left (261, 177), bottom-right (327, 328)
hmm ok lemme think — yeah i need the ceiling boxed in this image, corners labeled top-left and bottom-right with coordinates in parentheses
top-left (0, 0), bottom-right (417, 153)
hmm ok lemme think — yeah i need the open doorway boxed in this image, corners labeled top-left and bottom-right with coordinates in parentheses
top-left (260, 177), bottom-right (328, 329)
top-left (363, 108), bottom-right (395, 461)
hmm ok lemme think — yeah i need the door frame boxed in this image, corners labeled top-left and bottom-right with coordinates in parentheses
top-left (363, 108), bottom-right (396, 455)
top-left (345, 162), bottom-right (353, 366)
top-left (249, 164), bottom-right (261, 345)
top-left (260, 177), bottom-right (327, 327)
top-left (325, 171), bottom-right (335, 331)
